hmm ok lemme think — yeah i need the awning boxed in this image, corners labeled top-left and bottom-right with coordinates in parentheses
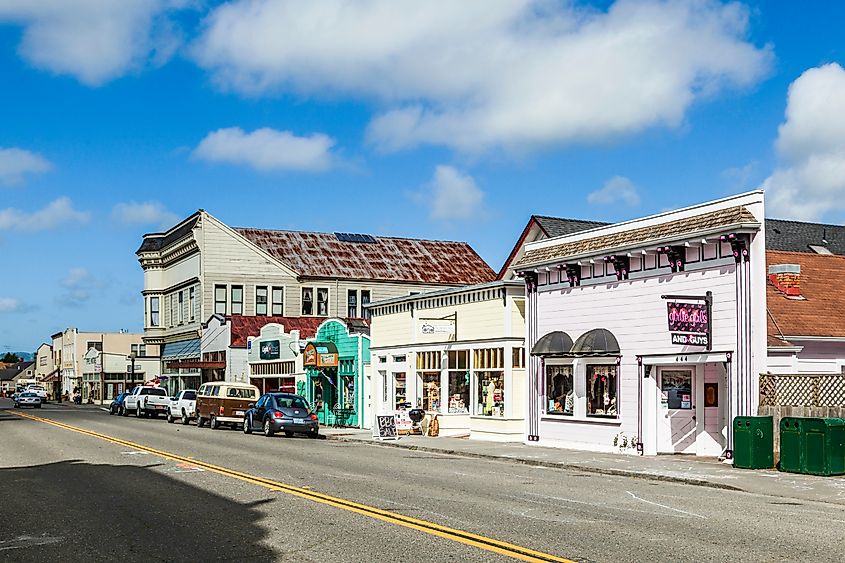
top-left (531, 331), bottom-right (574, 357)
top-left (161, 339), bottom-right (201, 360)
top-left (166, 360), bottom-right (225, 370)
top-left (571, 328), bottom-right (620, 356)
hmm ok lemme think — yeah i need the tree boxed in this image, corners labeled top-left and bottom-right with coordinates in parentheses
top-left (1, 352), bottom-right (21, 363)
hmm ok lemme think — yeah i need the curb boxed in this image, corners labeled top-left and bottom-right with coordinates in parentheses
top-left (325, 435), bottom-right (743, 492)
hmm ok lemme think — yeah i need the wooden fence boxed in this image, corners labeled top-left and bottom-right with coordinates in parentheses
top-left (758, 373), bottom-right (845, 457)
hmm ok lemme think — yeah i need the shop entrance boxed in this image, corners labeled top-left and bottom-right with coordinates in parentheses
top-left (310, 371), bottom-right (336, 425)
top-left (657, 368), bottom-right (697, 454)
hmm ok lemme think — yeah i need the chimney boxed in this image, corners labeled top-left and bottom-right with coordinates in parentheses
top-left (768, 264), bottom-right (801, 296)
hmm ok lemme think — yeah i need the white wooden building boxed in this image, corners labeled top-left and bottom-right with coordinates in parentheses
top-left (515, 191), bottom-right (767, 457)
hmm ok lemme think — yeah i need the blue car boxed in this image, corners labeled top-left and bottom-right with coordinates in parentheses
top-left (108, 392), bottom-right (129, 416)
top-left (243, 393), bottom-right (319, 438)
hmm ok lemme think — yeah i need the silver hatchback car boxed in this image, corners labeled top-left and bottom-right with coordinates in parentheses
top-left (14, 392), bottom-right (42, 409)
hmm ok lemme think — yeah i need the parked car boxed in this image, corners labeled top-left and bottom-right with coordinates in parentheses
top-left (108, 392), bottom-right (129, 415)
top-left (14, 391), bottom-right (42, 409)
top-left (243, 393), bottom-right (319, 438)
top-left (195, 382), bottom-right (259, 430)
top-left (123, 386), bottom-right (170, 418)
top-left (167, 389), bottom-right (197, 425)
top-left (25, 385), bottom-right (48, 402)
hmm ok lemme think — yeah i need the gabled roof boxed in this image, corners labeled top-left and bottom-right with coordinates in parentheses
top-left (0, 361), bottom-right (35, 381)
top-left (517, 206), bottom-right (758, 269)
top-left (767, 250), bottom-right (845, 340)
top-left (235, 228), bottom-right (495, 285)
top-left (767, 219), bottom-right (845, 256)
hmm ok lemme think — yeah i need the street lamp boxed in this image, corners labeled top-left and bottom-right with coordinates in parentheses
top-left (127, 351), bottom-right (137, 392)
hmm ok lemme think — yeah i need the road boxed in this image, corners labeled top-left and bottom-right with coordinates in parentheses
top-left (1, 400), bottom-right (843, 562)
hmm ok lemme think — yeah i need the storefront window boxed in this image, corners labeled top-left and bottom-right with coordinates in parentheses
top-left (546, 365), bottom-right (574, 415)
top-left (420, 372), bottom-right (440, 412)
top-left (394, 372), bottom-right (407, 409)
top-left (586, 364), bottom-right (618, 418)
top-left (476, 371), bottom-right (504, 416)
top-left (447, 350), bottom-right (469, 414)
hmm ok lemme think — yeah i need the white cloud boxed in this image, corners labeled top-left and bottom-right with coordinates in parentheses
top-left (193, 0), bottom-right (771, 153)
top-left (0, 0), bottom-right (188, 85)
top-left (0, 297), bottom-right (21, 313)
top-left (587, 176), bottom-right (640, 206)
top-left (56, 266), bottom-right (107, 307)
top-left (0, 147), bottom-right (52, 185)
top-left (414, 165), bottom-right (485, 221)
top-left (112, 201), bottom-right (179, 230)
top-left (0, 197), bottom-right (90, 232)
top-left (762, 63), bottom-right (845, 220)
top-left (193, 127), bottom-right (336, 172)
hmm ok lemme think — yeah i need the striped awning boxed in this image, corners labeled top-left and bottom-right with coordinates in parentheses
top-left (161, 339), bottom-right (201, 360)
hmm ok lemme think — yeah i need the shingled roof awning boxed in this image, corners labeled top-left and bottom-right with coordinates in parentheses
top-left (516, 205), bottom-right (759, 270)
top-left (530, 331), bottom-right (575, 357)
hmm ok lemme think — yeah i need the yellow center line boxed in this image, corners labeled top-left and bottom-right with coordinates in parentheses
top-left (12, 410), bottom-right (575, 563)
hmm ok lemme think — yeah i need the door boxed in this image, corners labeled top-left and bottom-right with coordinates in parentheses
top-left (253, 395), bottom-right (269, 428)
top-left (657, 368), bottom-right (697, 454)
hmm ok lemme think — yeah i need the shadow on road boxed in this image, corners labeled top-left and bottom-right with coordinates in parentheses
top-left (0, 460), bottom-right (278, 561)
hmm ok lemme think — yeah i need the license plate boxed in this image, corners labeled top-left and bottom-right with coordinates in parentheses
top-left (294, 418), bottom-right (305, 424)
top-left (154, 405), bottom-right (165, 409)
top-left (235, 410), bottom-right (245, 416)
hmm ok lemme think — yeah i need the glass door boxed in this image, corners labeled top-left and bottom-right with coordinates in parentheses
top-left (657, 368), bottom-right (697, 453)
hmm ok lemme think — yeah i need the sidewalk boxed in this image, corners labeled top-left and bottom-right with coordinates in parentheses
top-left (322, 428), bottom-right (845, 506)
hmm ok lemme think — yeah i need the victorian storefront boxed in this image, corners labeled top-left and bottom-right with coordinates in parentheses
top-left (304, 319), bottom-right (370, 428)
top-left (368, 281), bottom-right (526, 440)
top-left (517, 192), bottom-right (767, 457)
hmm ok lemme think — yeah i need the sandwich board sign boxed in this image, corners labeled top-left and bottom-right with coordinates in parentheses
top-left (373, 414), bottom-right (399, 440)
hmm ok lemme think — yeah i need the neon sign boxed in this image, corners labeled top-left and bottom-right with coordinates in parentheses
top-left (667, 302), bottom-right (709, 347)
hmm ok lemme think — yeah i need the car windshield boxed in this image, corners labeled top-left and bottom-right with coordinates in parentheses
top-left (21, 392), bottom-right (36, 397)
top-left (274, 395), bottom-right (309, 409)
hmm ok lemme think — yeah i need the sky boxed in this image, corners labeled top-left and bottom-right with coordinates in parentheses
top-left (1, 0), bottom-right (845, 352)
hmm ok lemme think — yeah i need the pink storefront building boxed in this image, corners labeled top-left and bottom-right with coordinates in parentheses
top-left (515, 192), bottom-right (767, 457)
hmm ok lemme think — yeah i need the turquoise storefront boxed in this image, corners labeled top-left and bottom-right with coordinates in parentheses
top-left (304, 319), bottom-right (370, 428)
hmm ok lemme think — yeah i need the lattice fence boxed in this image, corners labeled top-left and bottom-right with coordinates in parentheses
top-left (759, 374), bottom-right (845, 407)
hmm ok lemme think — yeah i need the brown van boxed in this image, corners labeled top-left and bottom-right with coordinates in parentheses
top-left (196, 382), bottom-right (260, 430)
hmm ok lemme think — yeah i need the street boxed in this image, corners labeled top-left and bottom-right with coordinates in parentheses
top-left (1, 400), bottom-right (843, 562)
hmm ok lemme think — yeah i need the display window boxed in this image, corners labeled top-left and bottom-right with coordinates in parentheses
top-left (420, 372), bottom-right (441, 412)
top-left (475, 371), bottom-right (504, 417)
top-left (586, 364), bottom-right (618, 418)
top-left (447, 350), bottom-right (469, 414)
top-left (546, 365), bottom-right (574, 415)
top-left (393, 372), bottom-right (407, 409)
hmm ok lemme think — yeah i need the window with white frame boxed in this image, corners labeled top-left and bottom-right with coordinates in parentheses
top-left (316, 287), bottom-right (329, 316)
top-left (214, 285), bottom-right (226, 315)
top-left (361, 290), bottom-right (371, 320)
top-left (586, 364), bottom-right (618, 418)
top-left (546, 365), bottom-right (574, 415)
top-left (302, 288), bottom-right (313, 315)
top-left (150, 296), bottom-right (160, 327)
top-left (473, 348), bottom-right (504, 417)
top-left (189, 287), bottom-right (195, 321)
top-left (131, 344), bottom-right (146, 357)
top-left (256, 286), bottom-right (268, 315)
top-left (347, 289), bottom-right (358, 318)
top-left (272, 286), bottom-right (284, 315)
top-left (178, 291), bottom-right (184, 324)
top-left (447, 350), bottom-right (469, 414)
top-left (170, 294), bottom-right (177, 327)
top-left (380, 370), bottom-right (388, 404)
top-left (231, 285), bottom-right (243, 315)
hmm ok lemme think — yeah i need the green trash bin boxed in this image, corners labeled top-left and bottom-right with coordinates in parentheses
top-left (779, 417), bottom-right (803, 473)
top-left (733, 416), bottom-right (774, 469)
top-left (803, 418), bottom-right (845, 476)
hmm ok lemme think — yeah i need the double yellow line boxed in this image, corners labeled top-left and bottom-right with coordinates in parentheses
top-left (13, 411), bottom-right (574, 563)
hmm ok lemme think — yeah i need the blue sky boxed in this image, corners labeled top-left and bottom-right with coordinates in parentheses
top-left (2, 0), bottom-right (845, 352)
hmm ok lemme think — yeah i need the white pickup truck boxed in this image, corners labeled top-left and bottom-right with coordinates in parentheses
top-left (167, 389), bottom-right (197, 425)
top-left (25, 384), bottom-right (49, 402)
top-left (123, 386), bottom-right (170, 418)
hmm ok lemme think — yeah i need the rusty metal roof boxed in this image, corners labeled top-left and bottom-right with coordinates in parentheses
top-left (516, 206), bottom-right (759, 269)
top-left (235, 228), bottom-right (495, 285)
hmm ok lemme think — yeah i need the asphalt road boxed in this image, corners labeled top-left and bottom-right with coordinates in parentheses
top-left (1, 400), bottom-right (844, 562)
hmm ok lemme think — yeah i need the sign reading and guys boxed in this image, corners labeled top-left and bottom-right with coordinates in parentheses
top-left (664, 292), bottom-right (712, 349)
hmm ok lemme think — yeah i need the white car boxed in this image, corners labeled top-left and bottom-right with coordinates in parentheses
top-left (167, 389), bottom-right (197, 425)
top-left (26, 385), bottom-right (48, 402)
top-left (15, 392), bottom-right (42, 408)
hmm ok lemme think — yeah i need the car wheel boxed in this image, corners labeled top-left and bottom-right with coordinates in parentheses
top-left (36, 404), bottom-right (41, 409)
top-left (284, 431), bottom-right (294, 438)
top-left (136, 405), bottom-right (143, 418)
top-left (119, 406), bottom-right (125, 416)
top-left (196, 415), bottom-right (204, 428)
top-left (167, 411), bottom-right (174, 424)
top-left (109, 406), bottom-right (115, 415)
top-left (243, 416), bottom-right (252, 434)
top-left (263, 419), bottom-right (275, 437)
top-left (210, 415), bottom-right (219, 430)
top-left (308, 430), bottom-right (319, 439)
top-left (182, 411), bottom-right (190, 425)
